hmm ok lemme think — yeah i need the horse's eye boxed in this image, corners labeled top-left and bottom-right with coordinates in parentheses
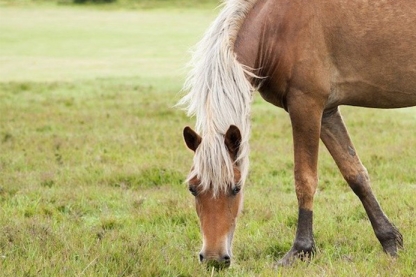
top-left (232, 186), bottom-right (241, 195)
top-left (189, 186), bottom-right (198, 196)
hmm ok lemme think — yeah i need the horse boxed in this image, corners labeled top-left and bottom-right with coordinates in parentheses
top-left (178, 0), bottom-right (416, 268)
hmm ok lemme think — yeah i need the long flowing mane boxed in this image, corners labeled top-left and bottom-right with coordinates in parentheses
top-left (178, 0), bottom-right (258, 195)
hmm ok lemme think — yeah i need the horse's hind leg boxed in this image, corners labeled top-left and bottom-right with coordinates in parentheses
top-left (320, 108), bottom-right (403, 256)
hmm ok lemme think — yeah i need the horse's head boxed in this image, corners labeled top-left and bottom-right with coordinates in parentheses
top-left (183, 125), bottom-right (244, 269)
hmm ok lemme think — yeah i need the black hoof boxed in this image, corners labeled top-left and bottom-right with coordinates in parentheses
top-left (275, 246), bottom-right (315, 267)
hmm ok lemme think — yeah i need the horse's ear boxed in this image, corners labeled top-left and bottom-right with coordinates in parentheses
top-left (224, 125), bottom-right (241, 158)
top-left (183, 126), bottom-right (202, 152)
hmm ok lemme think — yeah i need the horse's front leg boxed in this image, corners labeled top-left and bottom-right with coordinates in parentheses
top-left (276, 91), bottom-right (325, 266)
top-left (320, 108), bottom-right (403, 255)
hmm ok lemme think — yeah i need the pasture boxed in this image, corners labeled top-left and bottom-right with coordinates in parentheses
top-left (0, 3), bottom-right (415, 276)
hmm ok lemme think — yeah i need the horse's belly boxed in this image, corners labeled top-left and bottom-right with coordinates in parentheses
top-left (330, 75), bottom-right (416, 109)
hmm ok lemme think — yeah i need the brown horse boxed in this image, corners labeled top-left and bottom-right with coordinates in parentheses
top-left (179, 0), bottom-right (416, 268)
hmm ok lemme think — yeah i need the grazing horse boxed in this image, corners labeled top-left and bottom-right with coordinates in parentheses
top-left (178, 0), bottom-right (416, 268)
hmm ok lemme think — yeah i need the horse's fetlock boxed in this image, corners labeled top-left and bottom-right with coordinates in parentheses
top-left (377, 228), bottom-right (402, 245)
top-left (293, 238), bottom-right (315, 254)
top-left (374, 223), bottom-right (403, 255)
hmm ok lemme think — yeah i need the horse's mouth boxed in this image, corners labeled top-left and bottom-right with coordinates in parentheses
top-left (205, 259), bottom-right (231, 270)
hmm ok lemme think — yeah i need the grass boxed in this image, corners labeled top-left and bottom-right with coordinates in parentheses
top-left (1, 4), bottom-right (416, 277)
top-left (0, 6), bottom-right (216, 83)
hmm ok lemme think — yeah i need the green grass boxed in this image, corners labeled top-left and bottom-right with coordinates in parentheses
top-left (1, 4), bottom-right (416, 277)
top-left (0, 6), bottom-right (216, 83)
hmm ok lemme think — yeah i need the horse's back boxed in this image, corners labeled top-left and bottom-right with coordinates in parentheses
top-left (235, 0), bottom-right (416, 109)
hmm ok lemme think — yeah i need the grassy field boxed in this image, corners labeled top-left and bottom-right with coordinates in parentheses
top-left (1, 4), bottom-right (415, 277)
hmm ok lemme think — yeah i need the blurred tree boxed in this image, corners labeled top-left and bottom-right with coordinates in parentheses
top-left (73, 0), bottom-right (116, 3)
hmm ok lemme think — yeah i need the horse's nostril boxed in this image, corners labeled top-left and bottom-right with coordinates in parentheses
top-left (222, 255), bottom-right (231, 262)
top-left (199, 253), bottom-right (204, 262)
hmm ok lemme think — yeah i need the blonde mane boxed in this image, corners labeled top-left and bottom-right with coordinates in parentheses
top-left (178, 0), bottom-right (258, 195)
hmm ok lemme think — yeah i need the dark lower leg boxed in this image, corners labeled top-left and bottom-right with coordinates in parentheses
top-left (291, 208), bottom-right (315, 256)
top-left (277, 209), bottom-right (315, 266)
top-left (347, 172), bottom-right (403, 255)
